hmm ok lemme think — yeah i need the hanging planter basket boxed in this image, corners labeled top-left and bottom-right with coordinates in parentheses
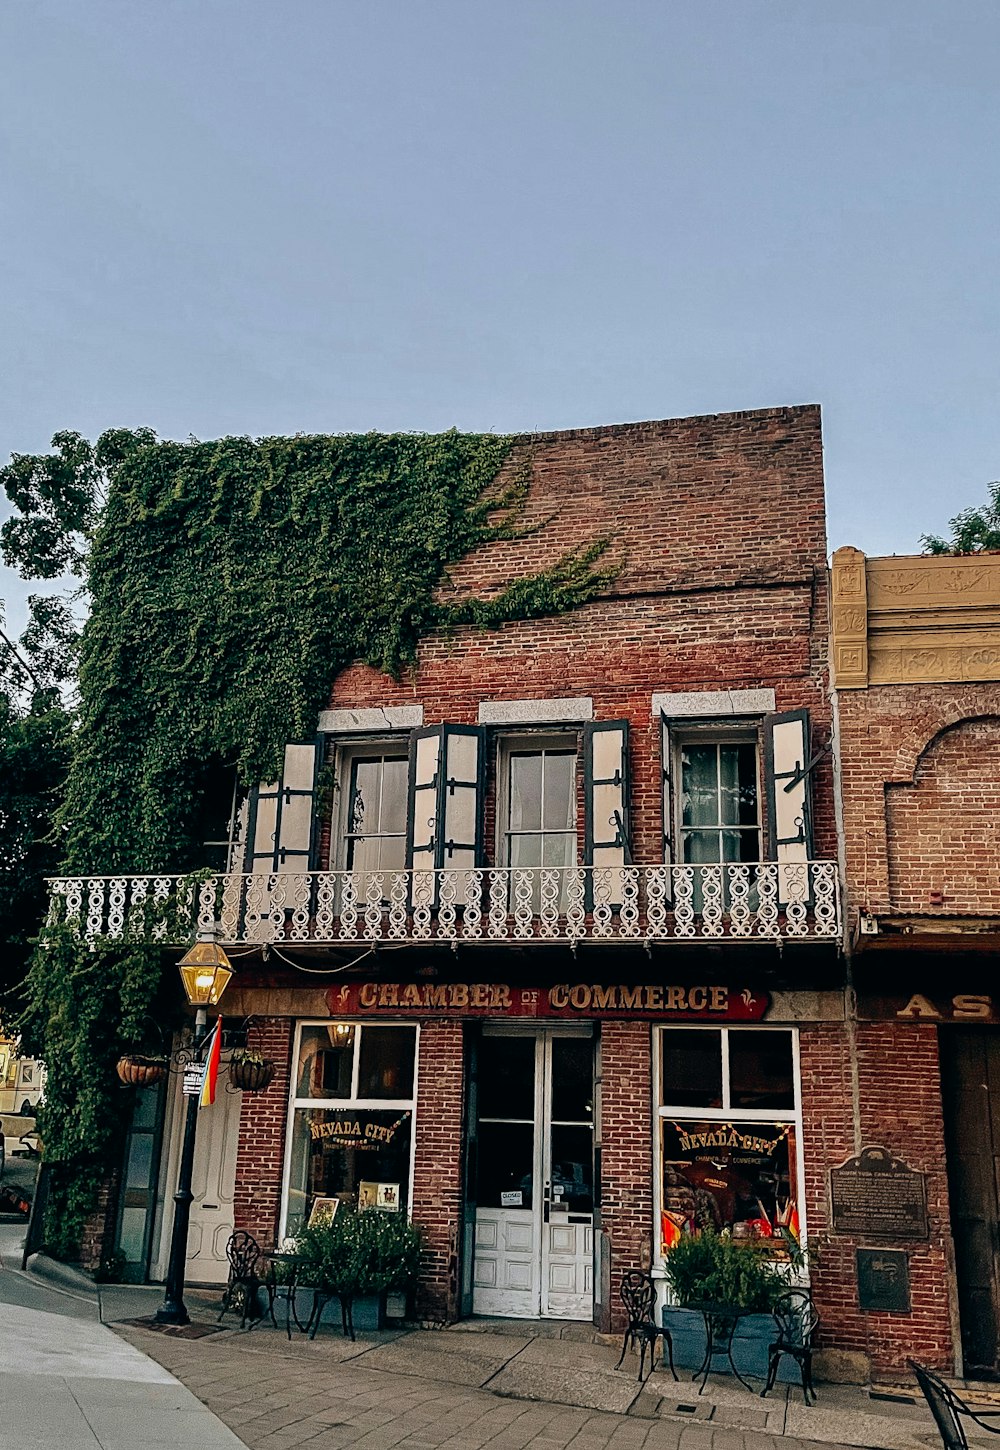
top-left (116, 1054), bottom-right (168, 1088)
top-left (228, 1054), bottom-right (276, 1092)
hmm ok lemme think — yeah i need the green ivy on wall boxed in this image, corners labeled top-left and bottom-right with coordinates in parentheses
top-left (13, 427), bottom-right (616, 1257)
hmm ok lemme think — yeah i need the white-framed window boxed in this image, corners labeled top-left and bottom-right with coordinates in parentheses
top-left (496, 733), bottom-right (578, 871)
top-left (677, 731), bottom-right (761, 867)
top-left (652, 1026), bottom-right (805, 1275)
top-left (281, 1020), bottom-right (418, 1239)
top-left (330, 742), bottom-right (409, 874)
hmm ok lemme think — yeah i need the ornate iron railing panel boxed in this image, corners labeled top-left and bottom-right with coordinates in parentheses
top-left (47, 862), bottom-right (840, 946)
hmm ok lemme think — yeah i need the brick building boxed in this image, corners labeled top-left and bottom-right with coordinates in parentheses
top-left (832, 545), bottom-right (1000, 1378)
top-left (60, 405), bottom-right (878, 1363)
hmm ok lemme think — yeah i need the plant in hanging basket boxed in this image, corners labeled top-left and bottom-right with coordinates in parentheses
top-left (116, 1054), bottom-right (168, 1088)
top-left (228, 1048), bottom-right (276, 1092)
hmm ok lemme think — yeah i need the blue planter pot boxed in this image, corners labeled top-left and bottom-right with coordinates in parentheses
top-left (661, 1306), bottom-right (798, 1384)
top-left (291, 1288), bottom-right (387, 1333)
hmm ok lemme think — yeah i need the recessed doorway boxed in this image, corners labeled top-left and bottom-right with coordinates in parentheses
top-left (470, 1025), bottom-right (594, 1320)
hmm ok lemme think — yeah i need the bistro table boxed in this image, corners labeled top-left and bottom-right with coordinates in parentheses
top-left (686, 1301), bottom-right (759, 1394)
top-left (255, 1251), bottom-right (307, 1339)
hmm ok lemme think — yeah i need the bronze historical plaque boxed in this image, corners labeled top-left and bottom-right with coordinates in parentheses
top-left (830, 1145), bottom-right (929, 1240)
top-left (856, 1249), bottom-right (911, 1313)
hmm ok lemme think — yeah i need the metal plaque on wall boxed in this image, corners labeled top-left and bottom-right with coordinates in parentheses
top-left (857, 1249), bottom-right (911, 1313)
top-left (830, 1145), bottom-right (929, 1240)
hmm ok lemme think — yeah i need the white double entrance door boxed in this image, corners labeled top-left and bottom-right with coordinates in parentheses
top-left (472, 1026), bottom-right (594, 1320)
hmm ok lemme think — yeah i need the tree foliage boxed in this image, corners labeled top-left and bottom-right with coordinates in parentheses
top-left (3, 426), bottom-right (617, 1257)
top-left (922, 480), bottom-right (1000, 555)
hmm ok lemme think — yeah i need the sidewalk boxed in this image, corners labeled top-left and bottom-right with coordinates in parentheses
top-left (105, 1291), bottom-right (948, 1450)
top-left (0, 1225), bottom-right (245, 1450)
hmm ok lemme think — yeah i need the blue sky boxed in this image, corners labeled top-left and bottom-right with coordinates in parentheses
top-left (2, 1), bottom-right (998, 632)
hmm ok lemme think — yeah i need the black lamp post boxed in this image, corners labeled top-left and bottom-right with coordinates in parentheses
top-left (154, 937), bottom-right (233, 1327)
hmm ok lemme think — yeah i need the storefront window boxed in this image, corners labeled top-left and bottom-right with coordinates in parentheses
top-left (283, 1022), bottom-right (417, 1237)
top-left (656, 1028), bottom-right (801, 1260)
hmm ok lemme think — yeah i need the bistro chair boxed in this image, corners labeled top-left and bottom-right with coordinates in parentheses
top-left (615, 1270), bottom-right (677, 1383)
top-left (218, 1229), bottom-right (263, 1329)
top-left (760, 1288), bottom-right (819, 1404)
top-left (910, 1360), bottom-right (1000, 1449)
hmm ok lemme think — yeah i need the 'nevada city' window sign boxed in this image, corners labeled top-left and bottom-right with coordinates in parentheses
top-left (325, 982), bottom-right (769, 1020)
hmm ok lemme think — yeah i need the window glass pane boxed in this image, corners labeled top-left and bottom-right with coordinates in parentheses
top-left (542, 833), bottom-right (576, 869)
top-left (379, 758), bottom-right (409, 834)
top-left (509, 833), bottom-right (542, 870)
top-left (478, 1035), bottom-right (535, 1120)
top-left (736, 744), bottom-right (758, 826)
top-left (476, 1121), bottom-right (534, 1209)
top-left (719, 744), bottom-right (759, 827)
top-left (378, 832), bottom-right (407, 875)
top-left (550, 1124), bottom-right (593, 1214)
top-left (681, 745), bottom-right (718, 828)
top-left (660, 1030), bottom-right (723, 1108)
top-left (286, 1106), bottom-right (412, 1236)
top-left (550, 1038), bottom-right (593, 1122)
top-left (357, 1026), bottom-right (416, 1099)
top-left (661, 1119), bottom-right (796, 1249)
top-left (125, 1133), bottom-right (154, 1190)
top-left (729, 1032), bottom-right (795, 1110)
top-left (722, 829), bottom-right (760, 863)
top-left (509, 754), bottom-right (542, 832)
top-left (543, 753), bottom-right (575, 831)
top-left (348, 833), bottom-right (380, 876)
top-left (683, 831), bottom-right (721, 865)
top-left (132, 1082), bottom-right (162, 1129)
top-left (296, 1025), bottom-right (354, 1098)
top-left (119, 1206), bottom-right (148, 1261)
top-left (351, 759), bottom-right (379, 833)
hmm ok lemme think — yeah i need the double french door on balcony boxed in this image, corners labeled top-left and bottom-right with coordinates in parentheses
top-left (469, 1026), bottom-right (594, 1320)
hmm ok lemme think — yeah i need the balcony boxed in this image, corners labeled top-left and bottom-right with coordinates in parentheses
top-left (47, 862), bottom-right (840, 947)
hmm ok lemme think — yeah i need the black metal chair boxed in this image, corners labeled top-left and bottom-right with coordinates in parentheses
top-left (615, 1270), bottom-right (677, 1382)
top-left (218, 1229), bottom-right (263, 1329)
top-left (910, 1360), bottom-right (1000, 1449)
top-left (760, 1288), bottom-right (819, 1404)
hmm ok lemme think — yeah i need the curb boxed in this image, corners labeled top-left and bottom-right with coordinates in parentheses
top-left (26, 1250), bottom-right (99, 1300)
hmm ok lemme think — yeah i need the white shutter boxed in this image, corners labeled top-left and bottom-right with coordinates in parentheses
top-left (441, 727), bottom-right (484, 875)
top-left (584, 721), bottom-right (630, 906)
top-left (764, 710), bottom-right (813, 904)
top-left (407, 725), bottom-right (484, 904)
top-left (245, 743), bottom-right (318, 875)
top-left (407, 727), bottom-right (442, 903)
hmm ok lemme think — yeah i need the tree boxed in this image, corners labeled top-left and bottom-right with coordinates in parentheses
top-left (922, 481), bottom-right (1000, 554)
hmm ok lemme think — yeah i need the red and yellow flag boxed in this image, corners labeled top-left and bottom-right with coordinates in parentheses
top-left (199, 1017), bottom-right (223, 1109)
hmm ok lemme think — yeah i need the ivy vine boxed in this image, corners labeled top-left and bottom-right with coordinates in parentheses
top-left (7, 428), bottom-right (616, 1257)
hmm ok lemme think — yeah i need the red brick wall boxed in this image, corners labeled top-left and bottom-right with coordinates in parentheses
top-left (319, 406), bottom-right (833, 867)
top-left (233, 1017), bottom-right (294, 1250)
top-left (886, 716), bottom-right (1000, 915)
top-left (411, 1020), bottom-right (466, 1321)
top-left (838, 684), bottom-right (1000, 922)
top-left (801, 1022), bottom-right (955, 1375)
top-left (599, 1022), bottom-right (654, 1333)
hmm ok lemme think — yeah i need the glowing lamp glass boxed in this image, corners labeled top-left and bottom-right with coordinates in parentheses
top-left (177, 941), bottom-right (233, 1007)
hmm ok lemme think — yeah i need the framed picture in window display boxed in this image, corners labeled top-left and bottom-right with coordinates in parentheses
top-left (656, 1027), bottom-right (802, 1260)
top-left (283, 1022), bottom-right (417, 1238)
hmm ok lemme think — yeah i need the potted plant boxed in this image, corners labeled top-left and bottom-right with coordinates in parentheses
top-left (661, 1229), bottom-right (800, 1380)
top-left (228, 1048), bottom-right (276, 1092)
top-left (293, 1208), bottom-right (421, 1332)
top-left (116, 1053), bottom-right (167, 1088)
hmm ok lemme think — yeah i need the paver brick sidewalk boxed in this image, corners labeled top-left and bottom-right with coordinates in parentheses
top-left (113, 1316), bottom-right (918, 1450)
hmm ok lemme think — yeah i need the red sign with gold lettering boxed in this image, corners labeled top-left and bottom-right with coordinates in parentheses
top-left (324, 981), bottom-right (769, 1021)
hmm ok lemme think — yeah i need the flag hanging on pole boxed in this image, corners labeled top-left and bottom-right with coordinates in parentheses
top-left (199, 1016), bottom-right (223, 1109)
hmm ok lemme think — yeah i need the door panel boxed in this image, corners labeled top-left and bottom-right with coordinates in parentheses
top-left (472, 1029), bottom-right (594, 1321)
top-left (157, 1060), bottom-right (242, 1286)
top-left (942, 1029), bottom-right (1000, 1374)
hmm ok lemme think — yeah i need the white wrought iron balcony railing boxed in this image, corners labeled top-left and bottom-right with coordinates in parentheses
top-left (47, 862), bottom-right (840, 947)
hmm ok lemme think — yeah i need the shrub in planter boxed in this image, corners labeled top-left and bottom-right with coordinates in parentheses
top-left (661, 1230), bottom-right (800, 1381)
top-left (116, 1054), bottom-right (167, 1087)
top-left (293, 1208), bottom-right (422, 1332)
top-left (228, 1049), bottom-right (276, 1092)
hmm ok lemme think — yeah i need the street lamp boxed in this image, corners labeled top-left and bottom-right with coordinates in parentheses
top-left (154, 933), bottom-right (233, 1326)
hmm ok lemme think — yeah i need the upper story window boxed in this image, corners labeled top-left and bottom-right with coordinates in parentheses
top-left (679, 737), bottom-right (761, 866)
top-left (333, 745), bottom-right (408, 874)
top-left (500, 739), bottom-right (578, 870)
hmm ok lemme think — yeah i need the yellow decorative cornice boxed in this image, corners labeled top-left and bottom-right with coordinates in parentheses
top-left (832, 548), bottom-right (1000, 688)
